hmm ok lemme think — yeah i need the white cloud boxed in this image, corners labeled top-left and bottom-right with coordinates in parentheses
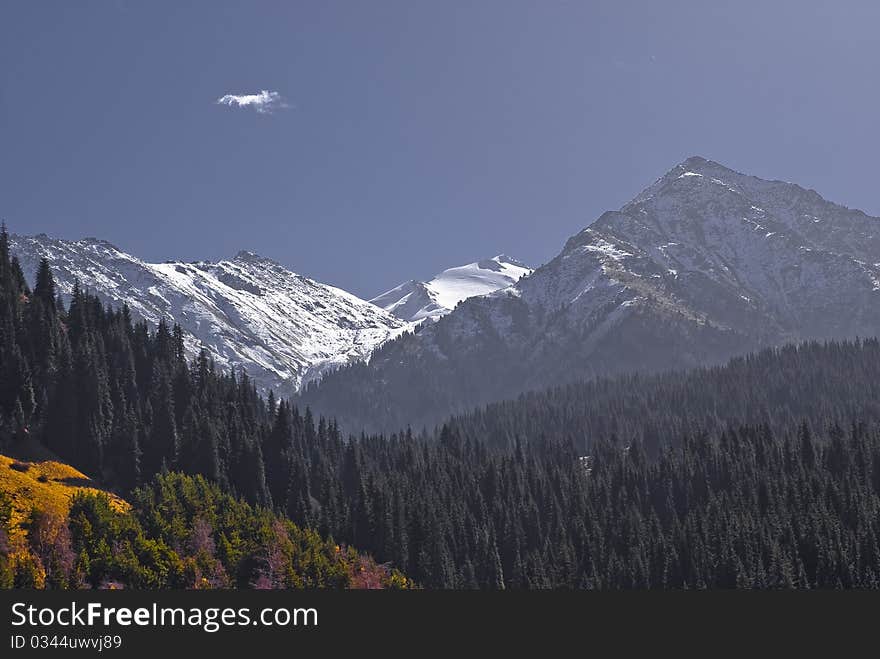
top-left (215, 90), bottom-right (288, 114)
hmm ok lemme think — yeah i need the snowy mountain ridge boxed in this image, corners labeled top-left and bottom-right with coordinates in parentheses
top-left (300, 156), bottom-right (880, 432)
top-left (10, 234), bottom-right (409, 396)
top-left (371, 254), bottom-right (533, 322)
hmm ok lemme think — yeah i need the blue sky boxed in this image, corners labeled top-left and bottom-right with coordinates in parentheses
top-left (2, 1), bottom-right (879, 298)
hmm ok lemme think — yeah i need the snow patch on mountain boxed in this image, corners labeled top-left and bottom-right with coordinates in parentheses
top-left (371, 255), bottom-right (533, 322)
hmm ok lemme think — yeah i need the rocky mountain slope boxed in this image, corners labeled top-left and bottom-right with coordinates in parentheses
top-left (300, 156), bottom-right (880, 432)
top-left (371, 255), bottom-right (532, 322)
top-left (10, 235), bottom-right (408, 396)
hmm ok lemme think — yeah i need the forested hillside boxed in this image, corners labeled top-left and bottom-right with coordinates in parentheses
top-left (3, 223), bottom-right (880, 588)
top-left (0, 225), bottom-right (408, 589)
top-left (444, 339), bottom-right (880, 454)
top-left (1, 223), bottom-right (282, 499)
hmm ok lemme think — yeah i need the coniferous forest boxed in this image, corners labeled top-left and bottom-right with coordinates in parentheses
top-left (2, 225), bottom-right (880, 589)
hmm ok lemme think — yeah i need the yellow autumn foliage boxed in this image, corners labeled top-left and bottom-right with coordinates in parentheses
top-left (0, 453), bottom-right (128, 550)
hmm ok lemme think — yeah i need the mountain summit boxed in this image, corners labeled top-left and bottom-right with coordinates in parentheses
top-left (301, 157), bottom-right (880, 432)
top-left (371, 255), bottom-right (533, 322)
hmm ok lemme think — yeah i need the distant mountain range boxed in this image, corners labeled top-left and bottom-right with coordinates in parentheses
top-left (9, 236), bottom-right (408, 396)
top-left (300, 156), bottom-right (880, 432)
top-left (9, 234), bottom-right (523, 397)
top-left (370, 255), bottom-right (532, 322)
top-left (12, 156), bottom-right (880, 433)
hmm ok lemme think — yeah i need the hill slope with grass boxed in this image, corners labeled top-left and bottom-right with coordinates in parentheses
top-left (0, 451), bottom-right (129, 547)
top-left (0, 460), bottom-right (412, 590)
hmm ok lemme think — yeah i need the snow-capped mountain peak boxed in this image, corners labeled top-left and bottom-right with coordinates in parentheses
top-left (301, 156), bottom-right (880, 433)
top-left (10, 234), bottom-right (408, 396)
top-left (371, 254), bottom-right (533, 322)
